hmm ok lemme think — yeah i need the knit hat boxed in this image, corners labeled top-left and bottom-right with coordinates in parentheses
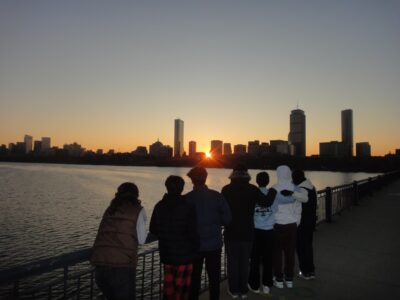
top-left (228, 163), bottom-right (251, 180)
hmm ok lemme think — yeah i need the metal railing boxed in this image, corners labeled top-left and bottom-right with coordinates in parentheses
top-left (1, 171), bottom-right (399, 299)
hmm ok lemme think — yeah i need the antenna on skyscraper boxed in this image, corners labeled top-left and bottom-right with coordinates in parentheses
top-left (296, 100), bottom-right (300, 109)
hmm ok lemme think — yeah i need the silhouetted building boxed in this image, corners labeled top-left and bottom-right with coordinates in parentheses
top-left (356, 142), bottom-right (371, 157)
top-left (288, 109), bottom-right (306, 157)
top-left (64, 142), bottom-right (85, 157)
top-left (319, 141), bottom-right (346, 157)
top-left (174, 119), bottom-right (184, 157)
top-left (188, 141), bottom-right (196, 157)
top-left (150, 140), bottom-right (173, 158)
top-left (341, 109), bottom-right (353, 157)
top-left (396, 149), bottom-right (400, 156)
top-left (96, 149), bottom-right (103, 155)
top-left (24, 135), bottom-right (33, 154)
top-left (107, 149), bottom-right (115, 155)
top-left (34, 141), bottom-right (42, 153)
top-left (248, 140), bottom-right (260, 156)
top-left (270, 140), bottom-right (289, 155)
top-left (210, 140), bottom-right (223, 157)
top-left (223, 143), bottom-right (232, 155)
top-left (132, 146), bottom-right (148, 156)
top-left (41, 137), bottom-right (51, 152)
top-left (234, 144), bottom-right (247, 155)
top-left (0, 144), bottom-right (7, 155)
top-left (259, 142), bottom-right (270, 156)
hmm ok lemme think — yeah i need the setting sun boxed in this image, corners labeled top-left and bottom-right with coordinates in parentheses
top-left (206, 152), bottom-right (212, 159)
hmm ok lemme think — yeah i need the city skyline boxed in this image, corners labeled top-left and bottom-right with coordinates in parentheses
top-left (3, 106), bottom-right (399, 157)
top-left (1, 1), bottom-right (399, 156)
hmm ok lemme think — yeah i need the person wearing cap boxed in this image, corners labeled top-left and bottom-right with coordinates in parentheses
top-left (221, 164), bottom-right (276, 298)
top-left (186, 167), bottom-right (232, 300)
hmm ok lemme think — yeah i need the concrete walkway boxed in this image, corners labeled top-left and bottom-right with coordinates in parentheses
top-left (201, 179), bottom-right (400, 300)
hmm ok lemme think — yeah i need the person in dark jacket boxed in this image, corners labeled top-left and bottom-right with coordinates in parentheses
top-left (186, 167), bottom-right (232, 300)
top-left (292, 169), bottom-right (317, 280)
top-left (150, 175), bottom-right (199, 300)
top-left (221, 164), bottom-right (275, 298)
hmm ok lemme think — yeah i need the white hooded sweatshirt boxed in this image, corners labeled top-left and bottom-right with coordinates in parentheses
top-left (273, 165), bottom-right (308, 225)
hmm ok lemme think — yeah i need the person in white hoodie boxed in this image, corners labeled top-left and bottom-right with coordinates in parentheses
top-left (272, 165), bottom-right (307, 289)
top-left (292, 169), bottom-right (317, 280)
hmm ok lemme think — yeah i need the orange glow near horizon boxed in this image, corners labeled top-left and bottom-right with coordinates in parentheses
top-left (205, 152), bottom-right (212, 159)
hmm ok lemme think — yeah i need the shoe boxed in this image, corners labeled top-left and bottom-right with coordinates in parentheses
top-left (273, 279), bottom-right (284, 289)
top-left (262, 285), bottom-right (270, 294)
top-left (285, 280), bottom-right (293, 288)
top-left (227, 288), bottom-right (239, 299)
top-left (247, 283), bottom-right (260, 294)
top-left (299, 271), bottom-right (316, 280)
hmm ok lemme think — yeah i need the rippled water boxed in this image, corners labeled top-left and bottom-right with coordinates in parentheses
top-left (0, 162), bottom-right (379, 269)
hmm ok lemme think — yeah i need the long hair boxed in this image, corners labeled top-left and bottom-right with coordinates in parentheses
top-left (107, 182), bottom-right (140, 215)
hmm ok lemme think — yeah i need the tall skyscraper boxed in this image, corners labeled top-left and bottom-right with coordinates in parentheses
top-left (41, 137), bottom-right (51, 151)
top-left (288, 109), bottom-right (306, 157)
top-left (188, 141), bottom-right (196, 157)
top-left (174, 119), bottom-right (184, 157)
top-left (341, 109), bottom-right (353, 157)
top-left (210, 140), bottom-right (223, 157)
top-left (24, 135), bottom-right (33, 154)
top-left (223, 143), bottom-right (232, 155)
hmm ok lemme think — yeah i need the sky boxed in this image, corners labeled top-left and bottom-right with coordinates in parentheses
top-left (0, 0), bottom-right (399, 156)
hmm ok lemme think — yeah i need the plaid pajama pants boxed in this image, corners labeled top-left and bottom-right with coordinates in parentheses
top-left (163, 264), bottom-right (193, 300)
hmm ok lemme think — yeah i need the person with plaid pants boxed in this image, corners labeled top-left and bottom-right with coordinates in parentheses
top-left (150, 176), bottom-right (199, 300)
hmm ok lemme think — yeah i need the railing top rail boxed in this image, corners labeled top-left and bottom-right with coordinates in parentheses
top-left (0, 242), bottom-right (158, 284)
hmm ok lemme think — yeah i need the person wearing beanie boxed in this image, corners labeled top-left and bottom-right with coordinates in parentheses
top-left (221, 164), bottom-right (276, 298)
top-left (186, 167), bottom-right (232, 300)
top-left (292, 169), bottom-right (317, 280)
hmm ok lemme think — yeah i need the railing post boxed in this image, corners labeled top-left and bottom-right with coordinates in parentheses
top-left (353, 181), bottom-right (359, 206)
top-left (325, 187), bottom-right (332, 223)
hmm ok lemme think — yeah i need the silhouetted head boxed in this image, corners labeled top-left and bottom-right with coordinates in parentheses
top-left (229, 163), bottom-right (251, 182)
top-left (256, 171), bottom-right (269, 187)
top-left (165, 175), bottom-right (185, 195)
top-left (108, 182), bottom-right (140, 215)
top-left (187, 166), bottom-right (208, 186)
top-left (292, 169), bottom-right (306, 185)
top-left (116, 182), bottom-right (139, 199)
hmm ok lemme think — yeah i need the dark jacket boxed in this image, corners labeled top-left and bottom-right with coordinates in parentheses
top-left (186, 185), bottom-right (232, 252)
top-left (149, 194), bottom-right (198, 265)
top-left (222, 179), bottom-right (274, 241)
top-left (298, 180), bottom-right (318, 229)
top-left (91, 200), bottom-right (142, 268)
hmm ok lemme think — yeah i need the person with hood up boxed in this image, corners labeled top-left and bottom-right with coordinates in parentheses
top-left (150, 175), bottom-right (199, 300)
top-left (292, 169), bottom-right (318, 280)
top-left (272, 165), bottom-right (308, 289)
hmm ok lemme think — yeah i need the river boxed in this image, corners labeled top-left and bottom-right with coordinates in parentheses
top-left (0, 162), bottom-right (379, 269)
